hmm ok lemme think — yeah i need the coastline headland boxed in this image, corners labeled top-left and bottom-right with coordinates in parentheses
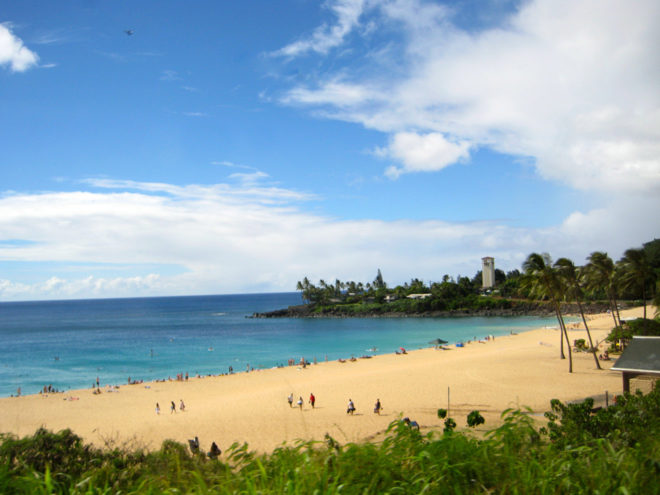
top-left (0, 306), bottom-right (643, 455)
top-left (250, 301), bottom-right (613, 318)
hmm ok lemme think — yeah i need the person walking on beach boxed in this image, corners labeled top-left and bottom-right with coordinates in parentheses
top-left (288, 393), bottom-right (294, 408)
top-left (297, 396), bottom-right (303, 410)
top-left (170, 401), bottom-right (176, 414)
top-left (374, 398), bottom-right (382, 415)
top-left (179, 399), bottom-right (186, 412)
top-left (155, 403), bottom-right (160, 415)
top-left (347, 398), bottom-right (356, 415)
top-left (309, 393), bottom-right (316, 408)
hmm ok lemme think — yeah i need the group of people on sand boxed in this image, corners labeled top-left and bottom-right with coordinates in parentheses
top-left (40, 384), bottom-right (59, 394)
top-left (286, 356), bottom-right (324, 367)
top-left (155, 399), bottom-right (186, 415)
top-left (286, 393), bottom-right (383, 415)
top-left (189, 436), bottom-right (222, 459)
top-left (288, 392), bottom-right (316, 409)
top-left (348, 398), bottom-right (384, 415)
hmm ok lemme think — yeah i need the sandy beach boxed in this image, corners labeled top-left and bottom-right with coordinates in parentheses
top-left (0, 306), bottom-right (649, 455)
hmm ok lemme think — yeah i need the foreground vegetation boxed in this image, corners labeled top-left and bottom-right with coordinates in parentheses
top-left (2, 386), bottom-right (659, 493)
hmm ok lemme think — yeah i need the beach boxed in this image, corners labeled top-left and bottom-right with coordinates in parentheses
top-left (0, 306), bottom-right (647, 455)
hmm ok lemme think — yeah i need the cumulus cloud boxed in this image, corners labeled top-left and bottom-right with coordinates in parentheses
top-left (0, 23), bottom-right (39, 72)
top-left (0, 179), bottom-right (658, 300)
top-left (377, 132), bottom-right (471, 179)
top-left (277, 0), bottom-right (660, 190)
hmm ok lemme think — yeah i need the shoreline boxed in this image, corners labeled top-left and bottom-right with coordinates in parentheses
top-left (0, 307), bottom-right (647, 454)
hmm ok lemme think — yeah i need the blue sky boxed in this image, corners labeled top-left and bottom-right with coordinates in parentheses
top-left (1, 0), bottom-right (659, 301)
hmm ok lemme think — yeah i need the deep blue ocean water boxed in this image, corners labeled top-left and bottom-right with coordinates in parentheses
top-left (0, 292), bottom-right (562, 397)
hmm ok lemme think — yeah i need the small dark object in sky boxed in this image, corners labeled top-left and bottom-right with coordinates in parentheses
top-left (124, 29), bottom-right (134, 36)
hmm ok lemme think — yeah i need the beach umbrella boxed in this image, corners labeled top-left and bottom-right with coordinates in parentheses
top-left (429, 338), bottom-right (448, 346)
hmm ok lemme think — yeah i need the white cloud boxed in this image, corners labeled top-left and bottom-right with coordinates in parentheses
top-left (377, 132), bottom-right (471, 179)
top-left (273, 0), bottom-right (367, 57)
top-left (229, 171), bottom-right (270, 184)
top-left (212, 160), bottom-right (256, 170)
top-left (277, 0), bottom-right (660, 192)
top-left (282, 79), bottom-right (382, 107)
top-left (0, 23), bottom-right (39, 72)
top-left (0, 179), bottom-right (658, 301)
top-left (160, 69), bottom-right (180, 81)
top-left (0, 274), bottom-right (166, 300)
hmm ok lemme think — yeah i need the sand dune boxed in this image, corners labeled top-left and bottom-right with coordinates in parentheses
top-left (0, 307), bottom-right (646, 454)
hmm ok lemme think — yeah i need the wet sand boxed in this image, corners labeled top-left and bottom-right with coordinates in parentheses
top-left (0, 307), bottom-right (646, 454)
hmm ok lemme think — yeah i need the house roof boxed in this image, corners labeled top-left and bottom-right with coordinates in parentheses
top-left (611, 336), bottom-right (660, 374)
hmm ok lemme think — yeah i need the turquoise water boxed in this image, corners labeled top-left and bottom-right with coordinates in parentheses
top-left (0, 293), bottom-right (561, 397)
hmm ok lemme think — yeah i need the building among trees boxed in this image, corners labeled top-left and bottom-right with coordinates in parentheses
top-left (482, 257), bottom-right (495, 288)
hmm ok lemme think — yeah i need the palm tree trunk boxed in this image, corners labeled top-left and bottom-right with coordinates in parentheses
top-left (556, 302), bottom-right (572, 373)
top-left (554, 306), bottom-right (565, 359)
top-left (642, 283), bottom-right (647, 319)
top-left (577, 300), bottom-right (601, 370)
top-left (611, 289), bottom-right (622, 326)
top-left (607, 293), bottom-right (618, 328)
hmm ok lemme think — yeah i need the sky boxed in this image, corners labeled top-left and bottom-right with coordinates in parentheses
top-left (1, 0), bottom-right (659, 301)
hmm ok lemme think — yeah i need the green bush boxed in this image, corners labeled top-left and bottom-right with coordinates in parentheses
top-left (607, 318), bottom-right (660, 343)
top-left (467, 410), bottom-right (485, 427)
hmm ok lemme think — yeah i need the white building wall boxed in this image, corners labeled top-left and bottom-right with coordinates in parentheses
top-left (482, 257), bottom-right (495, 288)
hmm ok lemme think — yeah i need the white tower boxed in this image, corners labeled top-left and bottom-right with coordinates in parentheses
top-left (482, 257), bottom-right (495, 288)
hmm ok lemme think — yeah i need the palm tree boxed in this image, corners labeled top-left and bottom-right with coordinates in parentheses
top-left (296, 277), bottom-right (313, 304)
top-left (555, 258), bottom-right (601, 369)
top-left (617, 248), bottom-right (653, 319)
top-left (522, 253), bottom-right (572, 372)
top-left (583, 252), bottom-right (620, 327)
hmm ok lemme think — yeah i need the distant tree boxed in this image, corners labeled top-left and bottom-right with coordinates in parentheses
top-left (457, 276), bottom-right (474, 295)
top-left (642, 238), bottom-right (660, 271)
top-left (583, 252), bottom-right (621, 327)
top-left (373, 269), bottom-right (386, 290)
top-left (618, 248), bottom-right (654, 319)
top-left (499, 269), bottom-right (523, 298)
top-left (296, 277), bottom-right (313, 304)
top-left (555, 258), bottom-right (601, 369)
top-left (523, 253), bottom-right (572, 371)
top-left (406, 278), bottom-right (428, 294)
top-left (495, 269), bottom-right (506, 285)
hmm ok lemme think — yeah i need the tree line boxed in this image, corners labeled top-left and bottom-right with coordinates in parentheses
top-left (297, 239), bottom-right (659, 311)
top-left (296, 239), bottom-right (660, 373)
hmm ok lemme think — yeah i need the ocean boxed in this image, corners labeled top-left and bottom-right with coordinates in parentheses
top-left (0, 292), bottom-right (561, 397)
